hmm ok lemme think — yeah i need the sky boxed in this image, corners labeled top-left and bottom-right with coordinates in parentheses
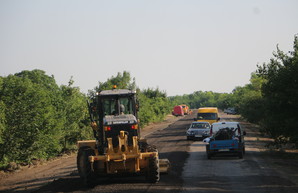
top-left (1, 0), bottom-right (298, 96)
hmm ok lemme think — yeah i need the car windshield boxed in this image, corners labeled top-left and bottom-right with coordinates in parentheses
top-left (191, 123), bottom-right (210, 129)
top-left (197, 113), bottom-right (217, 120)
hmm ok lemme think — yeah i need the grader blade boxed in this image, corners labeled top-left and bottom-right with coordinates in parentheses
top-left (159, 159), bottom-right (170, 174)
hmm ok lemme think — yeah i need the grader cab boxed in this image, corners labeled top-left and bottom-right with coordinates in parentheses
top-left (77, 87), bottom-right (168, 185)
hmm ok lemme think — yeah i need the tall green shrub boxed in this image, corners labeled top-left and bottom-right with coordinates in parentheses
top-left (0, 73), bottom-right (62, 164)
top-left (60, 78), bottom-right (90, 150)
top-left (231, 73), bottom-right (265, 123)
top-left (257, 36), bottom-right (298, 146)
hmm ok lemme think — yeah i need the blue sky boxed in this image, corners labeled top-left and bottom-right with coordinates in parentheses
top-left (1, 0), bottom-right (297, 96)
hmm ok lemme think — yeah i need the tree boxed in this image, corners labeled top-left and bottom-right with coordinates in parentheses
top-left (137, 90), bottom-right (171, 128)
top-left (0, 70), bottom-right (95, 167)
top-left (0, 73), bottom-right (62, 164)
top-left (231, 73), bottom-right (265, 123)
top-left (142, 87), bottom-right (167, 98)
top-left (60, 78), bottom-right (90, 150)
top-left (0, 78), bottom-right (5, 145)
top-left (257, 35), bottom-right (298, 146)
top-left (96, 71), bottom-right (135, 92)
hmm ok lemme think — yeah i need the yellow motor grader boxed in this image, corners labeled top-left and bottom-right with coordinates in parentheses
top-left (77, 87), bottom-right (169, 185)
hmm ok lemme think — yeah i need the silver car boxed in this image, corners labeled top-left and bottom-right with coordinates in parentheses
top-left (186, 122), bottom-right (211, 140)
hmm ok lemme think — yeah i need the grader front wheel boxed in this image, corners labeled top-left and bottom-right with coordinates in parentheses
top-left (77, 147), bottom-right (96, 186)
top-left (146, 156), bottom-right (160, 183)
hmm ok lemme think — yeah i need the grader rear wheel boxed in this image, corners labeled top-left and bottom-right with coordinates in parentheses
top-left (77, 147), bottom-right (96, 186)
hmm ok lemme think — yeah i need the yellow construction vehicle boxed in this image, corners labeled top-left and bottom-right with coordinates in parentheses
top-left (77, 87), bottom-right (169, 185)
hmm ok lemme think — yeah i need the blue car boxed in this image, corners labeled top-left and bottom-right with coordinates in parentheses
top-left (205, 122), bottom-right (246, 159)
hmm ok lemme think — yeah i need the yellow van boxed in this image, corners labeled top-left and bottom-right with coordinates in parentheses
top-left (195, 107), bottom-right (220, 124)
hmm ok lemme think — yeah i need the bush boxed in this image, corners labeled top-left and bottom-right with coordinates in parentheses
top-left (0, 70), bottom-right (90, 167)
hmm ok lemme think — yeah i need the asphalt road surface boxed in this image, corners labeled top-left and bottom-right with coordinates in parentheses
top-left (1, 112), bottom-right (298, 193)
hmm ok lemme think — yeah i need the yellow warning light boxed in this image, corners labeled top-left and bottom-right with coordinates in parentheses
top-left (113, 85), bottom-right (117, 89)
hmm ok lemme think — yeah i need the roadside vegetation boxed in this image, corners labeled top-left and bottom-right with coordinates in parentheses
top-left (255, 36), bottom-right (298, 147)
top-left (0, 70), bottom-right (91, 169)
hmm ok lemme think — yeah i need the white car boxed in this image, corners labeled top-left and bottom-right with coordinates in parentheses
top-left (224, 108), bottom-right (237, 115)
top-left (186, 122), bottom-right (211, 140)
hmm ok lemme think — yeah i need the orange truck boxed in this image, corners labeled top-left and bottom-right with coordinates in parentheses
top-left (180, 104), bottom-right (190, 115)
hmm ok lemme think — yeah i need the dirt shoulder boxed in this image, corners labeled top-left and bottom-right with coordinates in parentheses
top-left (224, 113), bottom-right (298, 186)
top-left (0, 114), bottom-right (183, 193)
top-left (239, 116), bottom-right (298, 186)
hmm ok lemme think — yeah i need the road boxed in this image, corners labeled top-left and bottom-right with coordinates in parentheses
top-left (182, 115), bottom-right (298, 193)
top-left (1, 112), bottom-right (298, 193)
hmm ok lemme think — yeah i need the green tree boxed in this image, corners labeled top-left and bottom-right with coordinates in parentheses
top-left (60, 78), bottom-right (91, 150)
top-left (138, 90), bottom-right (171, 128)
top-left (0, 78), bottom-right (5, 145)
top-left (0, 70), bottom-right (97, 168)
top-left (257, 35), bottom-right (298, 146)
top-left (231, 73), bottom-right (265, 123)
top-left (0, 73), bottom-right (62, 164)
top-left (96, 71), bottom-right (135, 92)
top-left (142, 87), bottom-right (167, 98)
top-left (0, 102), bottom-right (5, 145)
top-left (216, 93), bottom-right (233, 110)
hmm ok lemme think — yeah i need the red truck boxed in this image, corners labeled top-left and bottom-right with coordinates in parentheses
top-left (172, 105), bottom-right (184, 116)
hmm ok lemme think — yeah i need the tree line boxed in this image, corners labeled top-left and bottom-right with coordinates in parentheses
top-left (0, 70), bottom-right (171, 169)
